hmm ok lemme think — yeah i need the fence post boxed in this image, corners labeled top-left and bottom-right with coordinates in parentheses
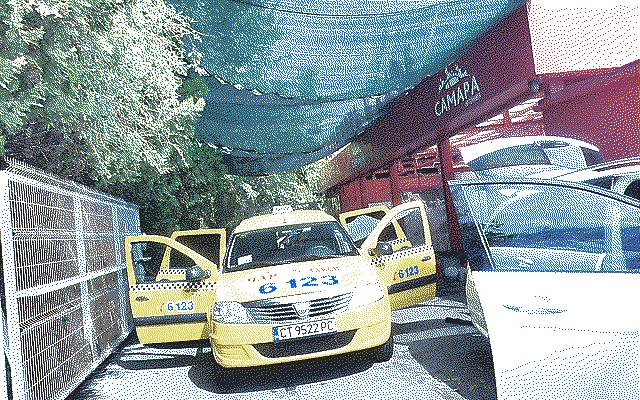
top-left (73, 196), bottom-right (96, 360)
top-left (111, 206), bottom-right (129, 336)
top-left (0, 171), bottom-right (27, 400)
top-left (0, 309), bottom-right (10, 400)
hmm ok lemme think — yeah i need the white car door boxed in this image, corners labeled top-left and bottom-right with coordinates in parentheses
top-left (449, 179), bottom-right (640, 400)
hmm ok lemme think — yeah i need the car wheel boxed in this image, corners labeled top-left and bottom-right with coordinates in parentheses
top-left (373, 334), bottom-right (394, 362)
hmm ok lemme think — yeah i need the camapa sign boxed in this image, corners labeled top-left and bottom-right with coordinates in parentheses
top-left (434, 64), bottom-right (482, 117)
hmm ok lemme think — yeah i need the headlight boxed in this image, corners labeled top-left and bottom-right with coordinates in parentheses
top-left (348, 281), bottom-right (386, 310)
top-left (212, 301), bottom-right (254, 324)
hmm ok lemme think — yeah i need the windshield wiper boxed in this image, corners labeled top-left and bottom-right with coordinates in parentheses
top-left (277, 254), bottom-right (344, 264)
top-left (231, 252), bottom-right (357, 270)
top-left (227, 260), bottom-right (275, 271)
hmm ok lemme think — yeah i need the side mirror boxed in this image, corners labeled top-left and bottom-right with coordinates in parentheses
top-left (186, 265), bottom-right (210, 282)
top-left (371, 242), bottom-right (393, 257)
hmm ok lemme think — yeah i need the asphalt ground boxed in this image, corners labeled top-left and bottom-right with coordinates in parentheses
top-left (69, 273), bottom-right (498, 400)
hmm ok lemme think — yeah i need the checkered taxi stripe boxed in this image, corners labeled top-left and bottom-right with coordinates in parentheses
top-left (130, 281), bottom-right (216, 291)
top-left (387, 238), bottom-right (410, 247)
top-left (372, 245), bottom-right (433, 267)
top-left (157, 269), bottom-right (187, 275)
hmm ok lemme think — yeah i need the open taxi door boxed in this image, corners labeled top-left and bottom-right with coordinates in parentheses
top-left (339, 205), bottom-right (409, 251)
top-left (359, 201), bottom-right (437, 310)
top-left (156, 229), bottom-right (226, 281)
top-left (125, 235), bottom-right (219, 344)
top-left (450, 179), bottom-right (640, 399)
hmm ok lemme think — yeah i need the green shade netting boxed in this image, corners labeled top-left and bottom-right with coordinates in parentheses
top-left (170, 0), bottom-right (525, 175)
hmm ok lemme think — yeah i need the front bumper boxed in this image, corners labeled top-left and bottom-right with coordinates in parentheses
top-left (210, 296), bottom-right (391, 368)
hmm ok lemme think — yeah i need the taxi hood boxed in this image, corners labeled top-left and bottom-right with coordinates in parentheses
top-left (216, 256), bottom-right (376, 303)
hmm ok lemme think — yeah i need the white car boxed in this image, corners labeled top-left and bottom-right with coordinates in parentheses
top-left (450, 178), bottom-right (640, 399)
top-left (458, 135), bottom-right (604, 179)
top-left (540, 157), bottom-right (640, 200)
top-left (458, 135), bottom-right (640, 200)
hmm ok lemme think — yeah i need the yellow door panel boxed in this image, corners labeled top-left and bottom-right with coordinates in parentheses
top-left (157, 229), bottom-right (226, 281)
top-left (361, 201), bottom-right (437, 310)
top-left (339, 205), bottom-right (406, 249)
top-left (386, 281), bottom-right (436, 310)
top-left (125, 235), bottom-right (219, 344)
top-left (129, 282), bottom-right (217, 343)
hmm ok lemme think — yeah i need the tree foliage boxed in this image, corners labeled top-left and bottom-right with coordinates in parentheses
top-left (1, 0), bottom-right (204, 184)
top-left (0, 0), bottom-right (331, 235)
top-left (104, 146), bottom-right (332, 235)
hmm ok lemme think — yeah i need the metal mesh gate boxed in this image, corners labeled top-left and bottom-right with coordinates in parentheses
top-left (0, 159), bottom-right (141, 400)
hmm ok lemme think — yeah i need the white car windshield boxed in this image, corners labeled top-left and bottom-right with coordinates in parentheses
top-left (225, 221), bottom-right (359, 272)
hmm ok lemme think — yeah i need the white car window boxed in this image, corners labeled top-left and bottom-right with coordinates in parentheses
top-left (623, 179), bottom-right (640, 200)
top-left (451, 181), bottom-right (640, 273)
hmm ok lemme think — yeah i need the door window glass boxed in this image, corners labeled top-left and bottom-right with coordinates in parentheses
top-left (131, 242), bottom-right (197, 283)
top-left (584, 177), bottom-right (613, 190)
top-left (623, 180), bottom-right (640, 201)
top-left (169, 234), bottom-right (222, 268)
top-left (378, 223), bottom-right (399, 243)
top-left (345, 210), bottom-right (398, 246)
top-left (451, 182), bottom-right (640, 273)
top-left (377, 207), bottom-right (426, 251)
top-left (581, 146), bottom-right (606, 166)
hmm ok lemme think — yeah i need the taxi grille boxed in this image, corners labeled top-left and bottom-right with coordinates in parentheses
top-left (253, 330), bottom-right (357, 358)
top-left (244, 293), bottom-right (352, 324)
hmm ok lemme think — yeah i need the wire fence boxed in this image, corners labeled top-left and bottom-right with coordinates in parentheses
top-left (0, 159), bottom-right (141, 400)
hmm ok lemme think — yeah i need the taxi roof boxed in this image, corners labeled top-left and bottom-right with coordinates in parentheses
top-left (233, 209), bottom-right (337, 234)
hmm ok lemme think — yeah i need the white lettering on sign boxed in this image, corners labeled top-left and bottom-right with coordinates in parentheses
top-left (434, 65), bottom-right (482, 117)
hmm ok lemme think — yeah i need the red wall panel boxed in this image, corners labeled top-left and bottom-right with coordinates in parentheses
top-left (338, 181), bottom-right (362, 212)
top-left (361, 179), bottom-right (392, 207)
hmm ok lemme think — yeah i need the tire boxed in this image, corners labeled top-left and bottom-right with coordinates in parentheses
top-left (373, 334), bottom-right (394, 362)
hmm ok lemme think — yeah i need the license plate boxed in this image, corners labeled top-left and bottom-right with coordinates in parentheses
top-left (273, 319), bottom-right (336, 342)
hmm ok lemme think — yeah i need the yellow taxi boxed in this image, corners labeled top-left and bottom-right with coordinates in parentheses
top-left (124, 201), bottom-right (436, 373)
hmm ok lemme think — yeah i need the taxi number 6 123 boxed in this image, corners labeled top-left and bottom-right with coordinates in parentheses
top-left (395, 266), bottom-right (419, 280)
top-left (259, 275), bottom-right (338, 295)
top-left (166, 300), bottom-right (194, 312)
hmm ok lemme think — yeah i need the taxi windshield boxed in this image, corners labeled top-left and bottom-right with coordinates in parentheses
top-left (225, 221), bottom-right (359, 272)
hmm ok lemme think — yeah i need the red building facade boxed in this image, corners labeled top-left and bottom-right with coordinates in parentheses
top-left (324, 1), bottom-right (640, 254)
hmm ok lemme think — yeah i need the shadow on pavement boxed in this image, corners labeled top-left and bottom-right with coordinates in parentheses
top-left (71, 270), bottom-right (493, 399)
top-left (70, 334), bottom-right (139, 399)
top-left (392, 317), bottom-right (450, 335)
top-left (114, 351), bottom-right (199, 370)
top-left (72, 331), bottom-right (378, 396)
top-left (409, 332), bottom-right (497, 400)
top-left (188, 348), bottom-right (376, 394)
